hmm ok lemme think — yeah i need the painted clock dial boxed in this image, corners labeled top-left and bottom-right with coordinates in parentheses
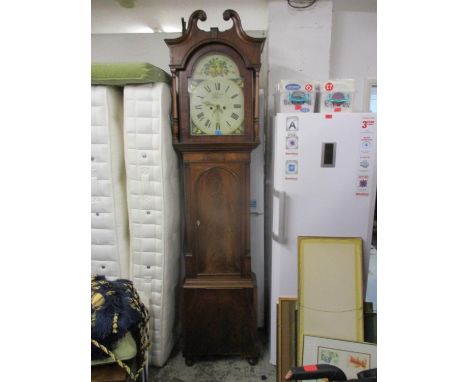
top-left (189, 54), bottom-right (245, 135)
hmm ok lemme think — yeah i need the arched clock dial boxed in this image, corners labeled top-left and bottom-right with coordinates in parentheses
top-left (189, 53), bottom-right (245, 136)
top-left (190, 77), bottom-right (244, 135)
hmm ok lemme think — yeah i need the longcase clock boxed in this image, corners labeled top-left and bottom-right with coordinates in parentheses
top-left (165, 10), bottom-right (265, 365)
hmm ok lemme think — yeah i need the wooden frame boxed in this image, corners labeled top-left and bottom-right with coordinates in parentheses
top-left (297, 237), bottom-right (364, 365)
top-left (302, 335), bottom-right (376, 380)
top-left (277, 297), bottom-right (297, 382)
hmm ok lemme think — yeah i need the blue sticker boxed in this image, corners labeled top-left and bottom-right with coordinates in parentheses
top-left (215, 130), bottom-right (222, 136)
top-left (286, 160), bottom-right (298, 175)
top-left (285, 83), bottom-right (301, 91)
top-left (300, 108), bottom-right (310, 112)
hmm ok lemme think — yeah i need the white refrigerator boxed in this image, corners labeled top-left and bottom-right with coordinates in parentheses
top-left (268, 112), bottom-right (377, 364)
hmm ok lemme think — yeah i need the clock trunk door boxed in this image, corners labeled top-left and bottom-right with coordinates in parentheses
top-left (192, 164), bottom-right (244, 276)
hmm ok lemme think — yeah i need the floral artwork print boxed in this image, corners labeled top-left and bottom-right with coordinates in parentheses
top-left (347, 355), bottom-right (368, 370)
top-left (320, 349), bottom-right (339, 364)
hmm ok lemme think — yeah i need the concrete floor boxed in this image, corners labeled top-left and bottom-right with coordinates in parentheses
top-left (148, 331), bottom-right (277, 382)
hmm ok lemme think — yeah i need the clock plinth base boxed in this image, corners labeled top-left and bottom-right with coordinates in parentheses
top-left (182, 274), bottom-right (258, 361)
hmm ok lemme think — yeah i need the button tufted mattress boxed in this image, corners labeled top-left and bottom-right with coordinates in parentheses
top-left (123, 82), bottom-right (182, 366)
top-left (91, 86), bottom-right (130, 279)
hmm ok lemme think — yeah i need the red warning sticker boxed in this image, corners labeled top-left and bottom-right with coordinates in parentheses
top-left (324, 82), bottom-right (334, 91)
top-left (304, 83), bottom-right (313, 92)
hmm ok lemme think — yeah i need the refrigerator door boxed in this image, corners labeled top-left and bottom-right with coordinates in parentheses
top-left (269, 113), bottom-right (377, 364)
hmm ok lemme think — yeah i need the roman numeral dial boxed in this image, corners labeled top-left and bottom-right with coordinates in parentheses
top-left (190, 77), bottom-right (244, 136)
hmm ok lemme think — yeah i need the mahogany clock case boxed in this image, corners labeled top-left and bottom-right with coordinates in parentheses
top-left (183, 276), bottom-right (257, 360)
top-left (182, 152), bottom-right (252, 279)
top-left (165, 9), bottom-right (265, 364)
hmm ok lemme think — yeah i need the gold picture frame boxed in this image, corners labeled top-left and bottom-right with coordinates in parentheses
top-left (297, 237), bottom-right (364, 365)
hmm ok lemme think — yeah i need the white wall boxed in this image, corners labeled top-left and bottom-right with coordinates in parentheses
top-left (264, 0), bottom-right (376, 109)
top-left (330, 0), bottom-right (377, 112)
top-left (267, 0), bottom-right (333, 97)
top-left (91, 31), bottom-right (268, 88)
top-left (91, 33), bottom-right (178, 72)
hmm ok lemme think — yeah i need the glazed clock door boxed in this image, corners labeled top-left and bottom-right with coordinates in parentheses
top-left (189, 161), bottom-right (246, 277)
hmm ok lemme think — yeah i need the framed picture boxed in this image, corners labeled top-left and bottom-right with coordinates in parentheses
top-left (277, 297), bottom-right (297, 382)
top-left (302, 335), bottom-right (376, 380)
top-left (297, 237), bottom-right (364, 364)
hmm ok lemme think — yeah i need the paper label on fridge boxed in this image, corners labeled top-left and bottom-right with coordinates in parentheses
top-left (360, 135), bottom-right (373, 152)
top-left (361, 117), bottom-right (376, 131)
top-left (285, 160), bottom-right (298, 180)
top-left (286, 134), bottom-right (299, 150)
top-left (356, 175), bottom-right (369, 196)
top-left (359, 158), bottom-right (370, 169)
top-left (286, 116), bottom-right (299, 131)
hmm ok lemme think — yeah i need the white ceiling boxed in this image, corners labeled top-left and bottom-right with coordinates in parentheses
top-left (91, 0), bottom-right (270, 34)
top-left (91, 0), bottom-right (377, 34)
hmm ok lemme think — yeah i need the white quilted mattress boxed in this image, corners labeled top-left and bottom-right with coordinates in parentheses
top-left (91, 86), bottom-right (130, 279)
top-left (123, 82), bottom-right (182, 366)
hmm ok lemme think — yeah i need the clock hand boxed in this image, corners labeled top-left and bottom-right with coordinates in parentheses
top-left (202, 101), bottom-right (216, 107)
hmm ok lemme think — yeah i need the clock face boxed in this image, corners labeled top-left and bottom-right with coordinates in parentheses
top-left (190, 54), bottom-right (244, 136)
top-left (190, 78), bottom-right (244, 135)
